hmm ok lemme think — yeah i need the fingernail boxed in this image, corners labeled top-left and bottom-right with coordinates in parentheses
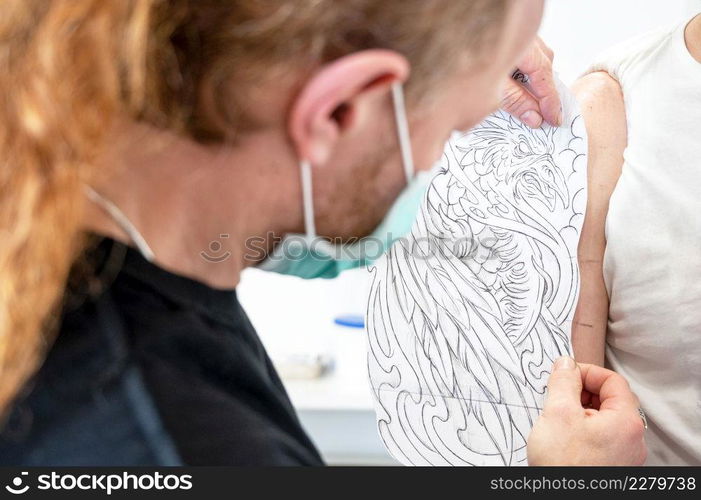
top-left (553, 356), bottom-right (575, 371)
top-left (521, 110), bottom-right (542, 128)
top-left (556, 106), bottom-right (563, 126)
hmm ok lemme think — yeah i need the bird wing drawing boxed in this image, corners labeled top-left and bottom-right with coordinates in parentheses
top-left (366, 84), bottom-right (587, 466)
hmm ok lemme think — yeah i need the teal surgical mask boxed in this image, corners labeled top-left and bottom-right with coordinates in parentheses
top-left (258, 82), bottom-right (434, 279)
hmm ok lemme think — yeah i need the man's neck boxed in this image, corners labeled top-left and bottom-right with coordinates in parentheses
top-left (83, 122), bottom-right (301, 289)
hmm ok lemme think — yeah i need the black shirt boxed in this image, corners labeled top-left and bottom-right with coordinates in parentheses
top-left (0, 237), bottom-right (323, 466)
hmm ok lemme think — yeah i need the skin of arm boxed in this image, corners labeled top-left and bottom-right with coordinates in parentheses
top-left (570, 71), bottom-right (627, 366)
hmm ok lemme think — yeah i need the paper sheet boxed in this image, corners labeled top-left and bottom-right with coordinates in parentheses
top-left (366, 84), bottom-right (587, 466)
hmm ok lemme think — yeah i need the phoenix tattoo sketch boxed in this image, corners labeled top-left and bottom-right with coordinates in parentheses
top-left (366, 88), bottom-right (587, 466)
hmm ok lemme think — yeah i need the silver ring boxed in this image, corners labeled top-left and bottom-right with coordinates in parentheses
top-left (638, 407), bottom-right (648, 430)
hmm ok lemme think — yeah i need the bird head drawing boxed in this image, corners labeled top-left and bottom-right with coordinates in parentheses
top-left (467, 114), bottom-right (569, 212)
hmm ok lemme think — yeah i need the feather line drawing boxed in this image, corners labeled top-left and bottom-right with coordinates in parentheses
top-left (366, 88), bottom-right (587, 466)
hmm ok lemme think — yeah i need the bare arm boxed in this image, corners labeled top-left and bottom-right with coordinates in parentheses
top-left (570, 72), bottom-right (626, 366)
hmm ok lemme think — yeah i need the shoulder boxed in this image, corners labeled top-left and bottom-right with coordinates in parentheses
top-left (571, 71), bottom-right (626, 154)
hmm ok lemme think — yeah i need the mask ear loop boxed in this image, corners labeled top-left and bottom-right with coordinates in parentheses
top-left (299, 158), bottom-right (317, 239)
top-left (299, 81), bottom-right (412, 241)
top-left (84, 185), bottom-right (156, 262)
top-left (391, 81), bottom-right (415, 184)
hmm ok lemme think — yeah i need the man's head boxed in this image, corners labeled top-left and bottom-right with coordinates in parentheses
top-left (287, 0), bottom-right (546, 240)
top-left (125, 0), bottom-right (546, 241)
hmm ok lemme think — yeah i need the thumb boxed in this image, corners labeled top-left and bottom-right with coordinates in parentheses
top-left (500, 78), bottom-right (544, 128)
top-left (543, 356), bottom-right (583, 417)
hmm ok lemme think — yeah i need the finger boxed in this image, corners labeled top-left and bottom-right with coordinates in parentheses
top-left (581, 389), bottom-right (592, 407)
top-left (542, 356), bottom-right (584, 417)
top-left (535, 36), bottom-right (554, 62)
top-left (578, 363), bottom-right (639, 413)
top-left (501, 79), bottom-right (543, 128)
top-left (580, 390), bottom-right (601, 409)
top-left (516, 44), bottom-right (562, 126)
top-left (632, 391), bottom-right (641, 409)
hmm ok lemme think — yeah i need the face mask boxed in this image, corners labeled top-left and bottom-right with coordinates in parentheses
top-left (257, 82), bottom-right (434, 279)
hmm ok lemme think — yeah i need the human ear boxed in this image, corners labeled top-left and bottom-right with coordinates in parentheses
top-left (288, 49), bottom-right (409, 167)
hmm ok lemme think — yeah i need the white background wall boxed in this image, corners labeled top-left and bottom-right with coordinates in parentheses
top-left (541, 0), bottom-right (699, 84)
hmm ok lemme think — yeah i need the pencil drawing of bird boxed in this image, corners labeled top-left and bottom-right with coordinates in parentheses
top-left (367, 108), bottom-right (586, 466)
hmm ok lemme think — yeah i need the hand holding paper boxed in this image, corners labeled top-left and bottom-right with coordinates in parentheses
top-left (502, 37), bottom-right (562, 128)
top-left (527, 359), bottom-right (647, 465)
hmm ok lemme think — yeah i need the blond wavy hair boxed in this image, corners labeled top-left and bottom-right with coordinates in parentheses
top-left (0, 0), bottom-right (507, 413)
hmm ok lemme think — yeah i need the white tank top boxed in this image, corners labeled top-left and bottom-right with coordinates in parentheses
top-left (587, 18), bottom-right (701, 464)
